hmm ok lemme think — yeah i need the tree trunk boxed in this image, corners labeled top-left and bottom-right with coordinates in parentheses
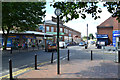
top-left (3, 26), bottom-right (10, 50)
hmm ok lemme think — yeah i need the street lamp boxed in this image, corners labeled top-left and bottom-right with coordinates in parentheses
top-left (87, 24), bottom-right (88, 45)
top-left (54, 8), bottom-right (61, 74)
top-left (43, 15), bottom-right (47, 52)
top-left (85, 24), bottom-right (88, 49)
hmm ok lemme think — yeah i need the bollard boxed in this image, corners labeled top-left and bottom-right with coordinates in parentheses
top-left (9, 59), bottom-right (13, 80)
top-left (51, 51), bottom-right (54, 63)
top-left (91, 50), bottom-right (93, 60)
top-left (35, 54), bottom-right (37, 70)
top-left (68, 49), bottom-right (69, 61)
top-left (10, 47), bottom-right (12, 54)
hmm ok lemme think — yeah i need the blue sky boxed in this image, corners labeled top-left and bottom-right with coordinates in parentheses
top-left (45, 2), bottom-right (112, 37)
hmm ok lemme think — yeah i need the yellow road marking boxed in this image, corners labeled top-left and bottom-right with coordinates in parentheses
top-left (0, 61), bottom-right (49, 79)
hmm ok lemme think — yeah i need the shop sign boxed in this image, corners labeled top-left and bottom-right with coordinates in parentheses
top-left (2, 39), bottom-right (12, 47)
top-left (23, 36), bottom-right (36, 39)
top-left (96, 34), bottom-right (108, 38)
top-left (113, 30), bottom-right (120, 37)
top-left (8, 35), bottom-right (19, 39)
top-left (46, 32), bottom-right (65, 35)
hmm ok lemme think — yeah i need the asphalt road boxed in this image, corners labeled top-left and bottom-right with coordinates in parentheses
top-left (1, 45), bottom-right (116, 77)
top-left (1, 47), bottom-right (69, 76)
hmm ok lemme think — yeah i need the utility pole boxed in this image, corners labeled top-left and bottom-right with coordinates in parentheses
top-left (85, 24), bottom-right (88, 49)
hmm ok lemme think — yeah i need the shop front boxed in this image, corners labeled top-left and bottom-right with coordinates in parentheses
top-left (96, 34), bottom-right (109, 48)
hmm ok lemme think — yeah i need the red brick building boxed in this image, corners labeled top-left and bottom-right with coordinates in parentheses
top-left (97, 16), bottom-right (120, 46)
top-left (37, 16), bottom-right (81, 44)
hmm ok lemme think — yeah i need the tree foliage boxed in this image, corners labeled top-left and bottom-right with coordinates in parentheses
top-left (2, 2), bottom-right (46, 32)
top-left (89, 33), bottom-right (94, 39)
top-left (51, 2), bottom-right (102, 22)
top-left (2, 2), bottom-right (46, 49)
top-left (103, 2), bottom-right (120, 22)
top-left (51, 1), bottom-right (120, 22)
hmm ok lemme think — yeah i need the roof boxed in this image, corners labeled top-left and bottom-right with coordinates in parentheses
top-left (24, 31), bottom-right (53, 36)
top-left (1, 31), bottom-right (53, 37)
top-left (97, 16), bottom-right (114, 28)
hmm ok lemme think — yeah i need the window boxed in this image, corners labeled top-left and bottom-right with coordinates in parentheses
top-left (66, 29), bottom-right (68, 33)
top-left (51, 27), bottom-right (54, 32)
top-left (60, 28), bottom-right (63, 32)
top-left (46, 26), bottom-right (49, 32)
top-left (69, 33), bottom-right (71, 37)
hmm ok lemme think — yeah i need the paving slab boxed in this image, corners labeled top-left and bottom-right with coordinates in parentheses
top-left (17, 59), bottom-right (119, 79)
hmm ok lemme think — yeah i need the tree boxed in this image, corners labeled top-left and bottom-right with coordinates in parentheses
top-left (51, 2), bottom-right (120, 22)
top-left (2, 2), bottom-right (46, 50)
top-left (89, 33), bottom-right (94, 39)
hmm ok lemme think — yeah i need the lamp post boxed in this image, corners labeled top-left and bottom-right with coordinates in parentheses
top-left (85, 24), bottom-right (88, 49)
top-left (87, 24), bottom-right (88, 45)
top-left (54, 9), bottom-right (61, 74)
top-left (43, 15), bottom-right (47, 52)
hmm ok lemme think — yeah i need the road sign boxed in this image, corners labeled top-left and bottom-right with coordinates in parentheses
top-left (39, 25), bottom-right (43, 30)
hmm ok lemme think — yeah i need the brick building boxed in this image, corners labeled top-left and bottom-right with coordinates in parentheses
top-left (37, 16), bottom-right (81, 44)
top-left (97, 16), bottom-right (120, 47)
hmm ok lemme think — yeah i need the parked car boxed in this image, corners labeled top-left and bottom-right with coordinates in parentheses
top-left (79, 42), bottom-right (85, 46)
top-left (59, 41), bottom-right (67, 48)
top-left (47, 43), bottom-right (57, 52)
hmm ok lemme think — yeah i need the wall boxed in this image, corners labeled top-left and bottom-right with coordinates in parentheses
top-left (97, 27), bottom-right (113, 44)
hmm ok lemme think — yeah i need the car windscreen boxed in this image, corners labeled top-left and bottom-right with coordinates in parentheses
top-left (50, 44), bottom-right (56, 46)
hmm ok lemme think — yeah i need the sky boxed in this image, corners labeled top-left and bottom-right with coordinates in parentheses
top-left (45, 1), bottom-right (112, 37)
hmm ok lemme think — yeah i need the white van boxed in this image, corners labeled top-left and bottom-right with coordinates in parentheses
top-left (59, 41), bottom-right (67, 48)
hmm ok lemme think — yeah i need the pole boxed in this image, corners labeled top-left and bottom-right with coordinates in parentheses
top-left (44, 16), bottom-right (47, 52)
top-left (68, 49), bottom-right (69, 61)
top-left (35, 54), bottom-right (37, 70)
top-left (57, 16), bottom-right (60, 74)
top-left (10, 47), bottom-right (12, 54)
top-left (87, 24), bottom-right (88, 47)
top-left (118, 51), bottom-right (120, 63)
top-left (9, 59), bottom-right (13, 80)
top-left (51, 51), bottom-right (54, 63)
top-left (91, 50), bottom-right (93, 60)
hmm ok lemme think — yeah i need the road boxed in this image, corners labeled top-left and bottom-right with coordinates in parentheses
top-left (1, 44), bottom-right (116, 78)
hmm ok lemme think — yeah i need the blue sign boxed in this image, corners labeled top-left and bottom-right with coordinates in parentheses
top-left (39, 25), bottom-right (43, 30)
top-left (96, 34), bottom-right (108, 38)
top-left (113, 30), bottom-right (120, 37)
top-left (2, 39), bottom-right (12, 47)
top-left (113, 30), bottom-right (120, 47)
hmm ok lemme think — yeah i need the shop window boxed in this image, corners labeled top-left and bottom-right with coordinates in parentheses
top-left (51, 27), bottom-right (54, 32)
top-left (46, 26), bottom-right (49, 32)
top-left (60, 28), bottom-right (63, 32)
top-left (69, 33), bottom-right (71, 37)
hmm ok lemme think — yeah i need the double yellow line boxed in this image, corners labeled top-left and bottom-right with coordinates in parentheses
top-left (0, 61), bottom-right (49, 79)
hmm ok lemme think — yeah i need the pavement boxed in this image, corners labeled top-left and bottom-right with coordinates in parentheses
top-left (16, 59), bottom-right (119, 79)
top-left (1, 45), bottom-right (120, 80)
